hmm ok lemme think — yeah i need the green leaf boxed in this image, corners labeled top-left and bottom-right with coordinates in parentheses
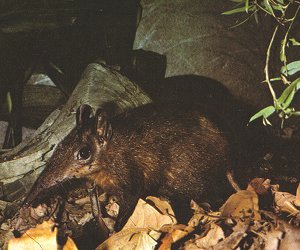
top-left (249, 106), bottom-right (275, 124)
top-left (245, 0), bottom-right (249, 13)
top-left (272, 5), bottom-right (283, 12)
top-left (6, 92), bottom-right (12, 113)
top-left (290, 38), bottom-right (300, 46)
top-left (280, 37), bottom-right (287, 64)
top-left (281, 61), bottom-right (300, 76)
top-left (263, 0), bottom-right (275, 16)
top-left (222, 6), bottom-right (247, 15)
top-left (291, 111), bottom-right (300, 116)
top-left (277, 78), bottom-right (300, 109)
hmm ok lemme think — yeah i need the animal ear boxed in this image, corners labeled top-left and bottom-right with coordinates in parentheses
top-left (76, 104), bottom-right (93, 128)
top-left (95, 109), bottom-right (112, 143)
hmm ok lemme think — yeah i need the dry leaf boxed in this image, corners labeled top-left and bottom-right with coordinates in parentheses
top-left (248, 178), bottom-right (271, 195)
top-left (190, 200), bottom-right (206, 214)
top-left (8, 220), bottom-right (77, 250)
top-left (184, 224), bottom-right (224, 250)
top-left (213, 230), bottom-right (246, 249)
top-left (213, 219), bottom-right (249, 249)
top-left (123, 198), bottom-right (176, 230)
top-left (146, 196), bottom-right (175, 217)
top-left (264, 228), bottom-right (284, 250)
top-left (220, 190), bottom-right (260, 220)
top-left (188, 200), bottom-right (219, 227)
top-left (279, 221), bottom-right (300, 249)
top-left (294, 183), bottom-right (300, 207)
top-left (96, 228), bottom-right (161, 250)
top-left (195, 224), bottom-right (224, 249)
top-left (98, 198), bottom-right (175, 249)
top-left (265, 221), bottom-right (300, 250)
top-left (273, 190), bottom-right (300, 218)
top-left (159, 224), bottom-right (194, 250)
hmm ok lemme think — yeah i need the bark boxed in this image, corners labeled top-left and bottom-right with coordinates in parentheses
top-left (0, 63), bottom-right (151, 202)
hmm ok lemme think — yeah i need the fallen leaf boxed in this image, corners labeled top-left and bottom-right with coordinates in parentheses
top-left (185, 224), bottom-right (224, 250)
top-left (188, 200), bottom-right (220, 228)
top-left (123, 198), bottom-right (176, 230)
top-left (248, 178), bottom-right (271, 195)
top-left (146, 196), bottom-right (176, 218)
top-left (96, 228), bottom-right (161, 250)
top-left (264, 228), bottom-right (284, 250)
top-left (278, 221), bottom-right (300, 249)
top-left (213, 229), bottom-right (246, 249)
top-left (159, 224), bottom-right (194, 249)
top-left (265, 220), bottom-right (300, 250)
top-left (190, 200), bottom-right (206, 214)
top-left (8, 220), bottom-right (77, 250)
top-left (220, 190), bottom-right (260, 220)
top-left (195, 224), bottom-right (224, 248)
top-left (294, 183), bottom-right (300, 207)
top-left (273, 190), bottom-right (300, 218)
top-left (213, 219), bottom-right (249, 249)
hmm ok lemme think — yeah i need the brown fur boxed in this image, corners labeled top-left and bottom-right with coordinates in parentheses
top-left (25, 103), bottom-right (236, 222)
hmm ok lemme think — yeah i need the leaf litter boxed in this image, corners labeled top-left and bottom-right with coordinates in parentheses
top-left (2, 179), bottom-right (300, 249)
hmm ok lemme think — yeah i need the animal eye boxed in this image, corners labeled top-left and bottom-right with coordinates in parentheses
top-left (76, 145), bottom-right (92, 160)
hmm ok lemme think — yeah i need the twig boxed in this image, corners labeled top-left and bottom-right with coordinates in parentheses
top-left (282, 5), bottom-right (300, 70)
top-left (229, 9), bottom-right (259, 29)
top-left (265, 25), bottom-right (279, 105)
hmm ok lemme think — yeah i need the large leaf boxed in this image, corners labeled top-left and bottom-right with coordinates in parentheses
top-left (123, 197), bottom-right (176, 230)
top-left (220, 190), bottom-right (260, 220)
top-left (249, 106), bottom-right (275, 123)
top-left (277, 78), bottom-right (300, 109)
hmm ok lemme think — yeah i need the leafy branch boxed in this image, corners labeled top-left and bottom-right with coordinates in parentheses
top-left (223, 0), bottom-right (300, 127)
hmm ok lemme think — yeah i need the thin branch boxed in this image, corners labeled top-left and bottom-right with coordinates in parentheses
top-left (265, 25), bottom-right (279, 104)
top-left (282, 4), bottom-right (300, 70)
top-left (284, 5), bottom-right (300, 47)
top-left (229, 9), bottom-right (259, 29)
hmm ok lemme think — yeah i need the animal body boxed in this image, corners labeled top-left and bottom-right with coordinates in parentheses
top-left (24, 103), bottom-right (238, 222)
